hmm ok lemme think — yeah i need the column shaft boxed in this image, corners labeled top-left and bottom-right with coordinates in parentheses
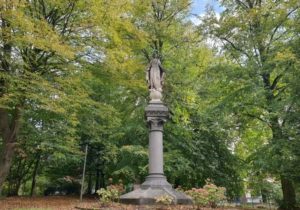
top-left (148, 130), bottom-right (163, 175)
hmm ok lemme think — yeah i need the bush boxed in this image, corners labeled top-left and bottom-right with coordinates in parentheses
top-left (186, 188), bottom-right (210, 208)
top-left (203, 182), bottom-right (226, 208)
top-left (155, 194), bottom-right (174, 205)
top-left (96, 183), bottom-right (124, 206)
top-left (185, 181), bottom-right (226, 209)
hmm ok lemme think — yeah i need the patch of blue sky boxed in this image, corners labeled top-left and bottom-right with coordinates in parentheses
top-left (191, 0), bottom-right (224, 15)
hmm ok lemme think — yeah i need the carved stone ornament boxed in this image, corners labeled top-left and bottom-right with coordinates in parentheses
top-left (146, 59), bottom-right (165, 101)
top-left (146, 58), bottom-right (165, 92)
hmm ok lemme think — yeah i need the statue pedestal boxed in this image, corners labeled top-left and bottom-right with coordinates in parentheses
top-left (120, 101), bottom-right (192, 205)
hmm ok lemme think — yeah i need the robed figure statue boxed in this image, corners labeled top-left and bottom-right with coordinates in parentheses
top-left (146, 58), bottom-right (165, 92)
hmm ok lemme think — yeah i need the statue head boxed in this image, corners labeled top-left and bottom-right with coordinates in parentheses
top-left (151, 58), bottom-right (161, 66)
top-left (152, 50), bottom-right (163, 61)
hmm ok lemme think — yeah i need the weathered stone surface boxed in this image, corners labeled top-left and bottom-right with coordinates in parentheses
top-left (120, 101), bottom-right (192, 205)
top-left (145, 101), bottom-right (169, 118)
top-left (149, 89), bottom-right (163, 102)
top-left (120, 175), bottom-right (192, 205)
top-left (120, 63), bottom-right (192, 205)
top-left (146, 58), bottom-right (165, 93)
top-left (120, 187), bottom-right (192, 205)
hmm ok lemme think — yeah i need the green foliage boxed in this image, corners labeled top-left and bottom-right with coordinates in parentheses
top-left (200, 0), bottom-right (300, 207)
top-left (155, 194), bottom-right (174, 205)
top-left (96, 183), bottom-right (124, 205)
top-left (112, 145), bottom-right (148, 183)
top-left (3, 1), bottom-right (290, 202)
top-left (186, 181), bottom-right (226, 208)
top-left (186, 188), bottom-right (210, 208)
top-left (203, 181), bottom-right (226, 208)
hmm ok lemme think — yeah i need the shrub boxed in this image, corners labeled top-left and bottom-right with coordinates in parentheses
top-left (155, 194), bottom-right (174, 205)
top-left (185, 181), bottom-right (226, 209)
top-left (96, 183), bottom-right (124, 206)
top-left (203, 182), bottom-right (226, 208)
top-left (186, 188), bottom-right (210, 208)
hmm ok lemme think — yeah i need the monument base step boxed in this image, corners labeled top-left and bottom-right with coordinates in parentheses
top-left (120, 175), bottom-right (192, 205)
top-left (119, 186), bottom-right (193, 205)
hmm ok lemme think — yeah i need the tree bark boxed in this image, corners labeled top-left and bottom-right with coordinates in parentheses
top-left (95, 168), bottom-right (100, 192)
top-left (261, 189), bottom-right (268, 203)
top-left (100, 171), bottom-right (105, 188)
top-left (9, 177), bottom-right (21, 196)
top-left (0, 107), bottom-right (22, 192)
top-left (30, 153), bottom-right (41, 197)
top-left (7, 159), bottom-right (22, 196)
top-left (270, 121), bottom-right (297, 209)
top-left (87, 172), bottom-right (92, 194)
top-left (261, 68), bottom-right (297, 210)
top-left (0, 142), bottom-right (16, 194)
top-left (0, 3), bottom-right (16, 193)
top-left (280, 175), bottom-right (297, 210)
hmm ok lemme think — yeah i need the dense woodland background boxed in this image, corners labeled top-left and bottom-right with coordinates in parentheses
top-left (0, 0), bottom-right (299, 209)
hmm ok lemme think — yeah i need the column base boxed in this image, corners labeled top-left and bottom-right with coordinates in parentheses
top-left (119, 174), bottom-right (192, 205)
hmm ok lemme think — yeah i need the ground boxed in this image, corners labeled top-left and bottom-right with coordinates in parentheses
top-left (0, 196), bottom-right (96, 210)
top-left (0, 196), bottom-right (268, 210)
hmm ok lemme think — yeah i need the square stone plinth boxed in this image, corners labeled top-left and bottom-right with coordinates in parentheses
top-left (120, 175), bottom-right (192, 205)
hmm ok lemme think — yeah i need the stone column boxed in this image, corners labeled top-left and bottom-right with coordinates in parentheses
top-left (120, 100), bottom-right (192, 205)
top-left (140, 101), bottom-right (172, 189)
top-left (119, 59), bottom-right (192, 205)
top-left (148, 118), bottom-right (164, 175)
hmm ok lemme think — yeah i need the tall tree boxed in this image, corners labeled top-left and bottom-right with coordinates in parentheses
top-left (201, 0), bottom-right (300, 208)
top-left (91, 0), bottom-right (242, 197)
top-left (0, 0), bottom-right (97, 191)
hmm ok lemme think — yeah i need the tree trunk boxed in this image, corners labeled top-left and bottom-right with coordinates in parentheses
top-left (280, 175), bottom-right (297, 210)
top-left (270, 119), bottom-right (297, 210)
top-left (95, 168), bottom-right (100, 192)
top-left (0, 141), bottom-right (16, 193)
top-left (0, 107), bottom-right (22, 192)
top-left (6, 168), bottom-right (13, 196)
top-left (261, 189), bottom-right (267, 203)
top-left (30, 154), bottom-right (41, 197)
top-left (9, 178), bottom-right (21, 196)
top-left (0, 6), bottom-right (16, 193)
top-left (100, 171), bottom-right (105, 188)
top-left (87, 172), bottom-right (92, 194)
top-left (7, 158), bottom-right (22, 196)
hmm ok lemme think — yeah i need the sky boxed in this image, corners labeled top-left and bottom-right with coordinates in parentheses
top-left (190, 0), bottom-right (223, 25)
top-left (191, 0), bottom-right (223, 15)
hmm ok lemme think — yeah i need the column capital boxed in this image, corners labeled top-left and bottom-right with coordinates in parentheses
top-left (145, 101), bottom-right (169, 131)
top-left (147, 118), bottom-right (165, 131)
top-left (145, 101), bottom-right (169, 119)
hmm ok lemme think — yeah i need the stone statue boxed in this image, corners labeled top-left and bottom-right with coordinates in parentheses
top-left (120, 57), bottom-right (192, 205)
top-left (146, 58), bottom-right (165, 93)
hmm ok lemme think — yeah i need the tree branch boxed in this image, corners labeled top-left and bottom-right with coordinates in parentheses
top-left (245, 112), bottom-right (271, 127)
top-left (270, 74), bottom-right (283, 90)
top-left (235, 0), bottom-right (249, 9)
top-left (220, 37), bottom-right (251, 59)
top-left (267, 6), bottom-right (300, 53)
top-left (9, 105), bottom-right (23, 143)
